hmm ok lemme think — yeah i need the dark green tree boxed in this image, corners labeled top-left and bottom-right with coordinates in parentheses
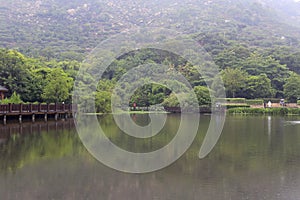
top-left (0, 49), bottom-right (32, 101)
top-left (240, 74), bottom-right (274, 99)
top-left (284, 73), bottom-right (300, 102)
top-left (222, 68), bottom-right (248, 98)
top-left (193, 86), bottom-right (211, 105)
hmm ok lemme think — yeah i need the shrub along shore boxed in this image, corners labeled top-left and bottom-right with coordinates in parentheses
top-left (217, 98), bottom-right (300, 115)
top-left (227, 107), bottom-right (300, 115)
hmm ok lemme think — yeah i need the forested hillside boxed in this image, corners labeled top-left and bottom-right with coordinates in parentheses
top-left (1, 0), bottom-right (300, 60)
top-left (1, 0), bottom-right (300, 110)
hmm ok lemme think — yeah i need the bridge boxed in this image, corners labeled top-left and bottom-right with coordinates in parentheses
top-left (0, 103), bottom-right (75, 124)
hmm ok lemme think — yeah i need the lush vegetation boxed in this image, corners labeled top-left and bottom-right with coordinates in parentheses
top-left (0, 49), bottom-right (77, 104)
top-left (1, 43), bottom-right (300, 112)
top-left (0, 92), bottom-right (23, 104)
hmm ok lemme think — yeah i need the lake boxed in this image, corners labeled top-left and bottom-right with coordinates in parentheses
top-left (0, 114), bottom-right (299, 200)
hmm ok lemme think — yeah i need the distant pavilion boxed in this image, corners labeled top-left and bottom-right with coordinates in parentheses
top-left (0, 86), bottom-right (8, 100)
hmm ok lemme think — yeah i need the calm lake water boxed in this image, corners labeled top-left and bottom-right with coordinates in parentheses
top-left (0, 114), bottom-right (299, 200)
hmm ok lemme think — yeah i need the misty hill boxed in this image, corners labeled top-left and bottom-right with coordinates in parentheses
top-left (256, 0), bottom-right (300, 25)
top-left (1, 0), bottom-right (300, 60)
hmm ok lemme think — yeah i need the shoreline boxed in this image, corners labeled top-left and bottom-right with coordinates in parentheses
top-left (80, 106), bottom-right (300, 116)
top-left (227, 107), bottom-right (300, 115)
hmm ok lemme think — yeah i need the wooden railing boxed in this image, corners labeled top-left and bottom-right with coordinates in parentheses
top-left (0, 103), bottom-right (74, 114)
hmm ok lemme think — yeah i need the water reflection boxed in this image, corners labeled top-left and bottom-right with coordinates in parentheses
top-left (268, 115), bottom-right (272, 136)
top-left (0, 115), bottom-right (299, 200)
top-left (76, 113), bottom-right (201, 173)
top-left (0, 120), bottom-right (81, 173)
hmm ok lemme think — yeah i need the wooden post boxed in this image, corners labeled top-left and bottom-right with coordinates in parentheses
top-left (44, 113), bottom-right (47, 122)
top-left (38, 103), bottom-right (41, 112)
top-left (32, 114), bottom-right (35, 122)
top-left (19, 103), bottom-right (23, 113)
top-left (8, 103), bottom-right (12, 113)
top-left (55, 113), bottom-right (58, 121)
top-left (19, 115), bottom-right (22, 123)
top-left (3, 115), bottom-right (6, 125)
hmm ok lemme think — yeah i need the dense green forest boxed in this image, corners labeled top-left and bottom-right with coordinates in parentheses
top-left (1, 0), bottom-right (300, 112)
top-left (1, 44), bottom-right (300, 112)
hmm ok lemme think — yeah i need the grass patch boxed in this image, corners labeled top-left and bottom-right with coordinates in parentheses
top-left (245, 99), bottom-right (264, 105)
top-left (216, 98), bottom-right (246, 103)
top-left (225, 104), bottom-right (250, 109)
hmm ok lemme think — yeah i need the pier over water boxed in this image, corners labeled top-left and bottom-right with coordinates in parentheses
top-left (0, 103), bottom-right (75, 124)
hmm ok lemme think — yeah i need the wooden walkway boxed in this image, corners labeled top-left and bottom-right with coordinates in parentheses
top-left (0, 103), bottom-right (75, 124)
